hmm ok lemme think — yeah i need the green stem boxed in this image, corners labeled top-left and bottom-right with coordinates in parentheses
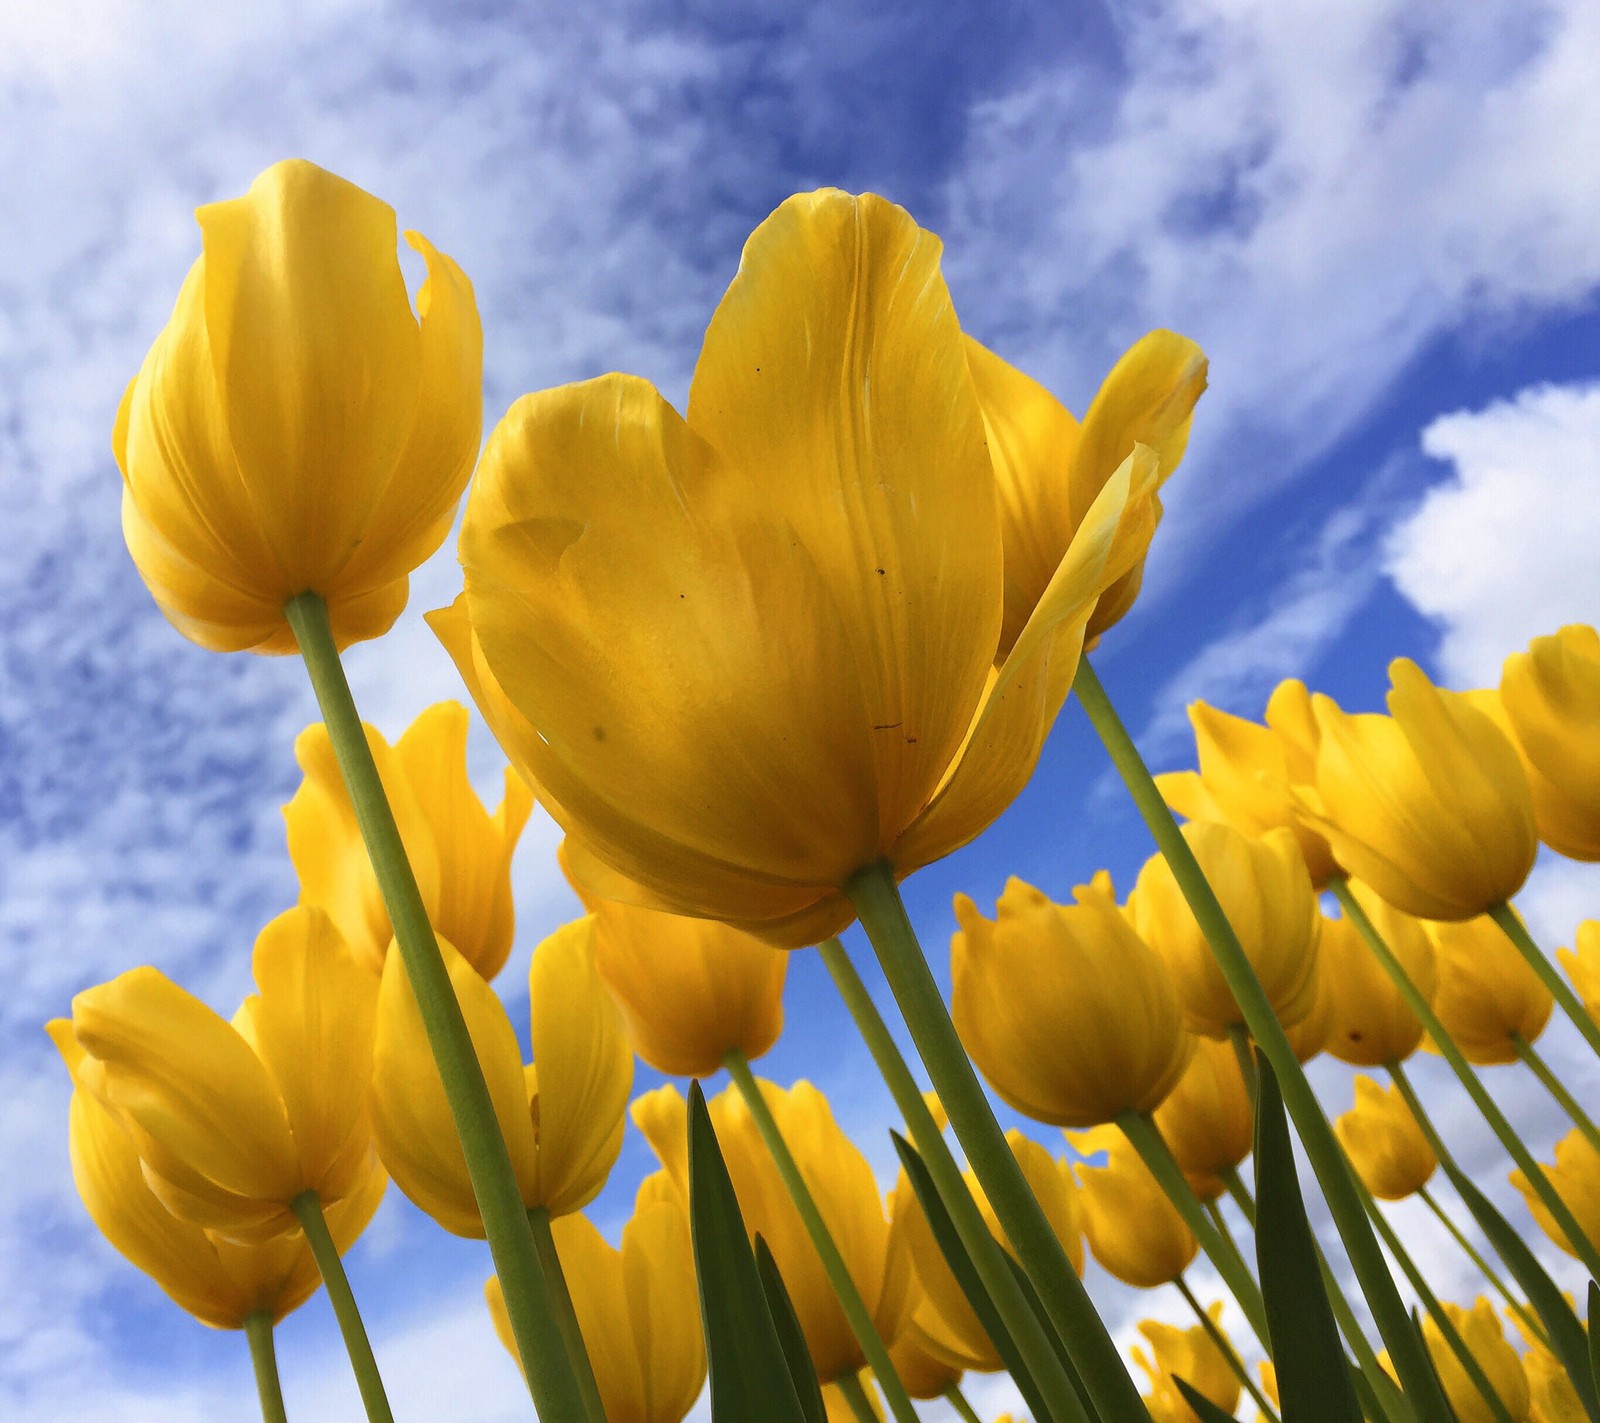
top-left (1176, 1276), bottom-right (1280, 1423)
top-left (945, 1383), bottom-right (984, 1423)
top-left (284, 593), bottom-right (586, 1420)
top-left (1074, 659), bottom-right (1453, 1423)
top-left (724, 1051), bottom-right (920, 1423)
top-left (289, 1191), bottom-right (393, 1423)
top-left (1417, 1186), bottom-right (1547, 1347)
top-left (1489, 904), bottom-right (1600, 1060)
top-left (1118, 1111), bottom-right (1270, 1350)
top-left (1222, 1169), bottom-right (1258, 1228)
top-left (1336, 876), bottom-right (1600, 1280)
top-left (244, 1311), bottom-right (289, 1423)
top-left (836, 1370), bottom-right (882, 1423)
top-left (1228, 1025), bottom-right (1259, 1109)
top-left (527, 1207), bottom-right (606, 1423)
top-left (1513, 1032), bottom-right (1600, 1156)
top-left (816, 936), bottom-right (1096, 1423)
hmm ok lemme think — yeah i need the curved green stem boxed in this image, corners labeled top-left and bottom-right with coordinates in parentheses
top-left (1335, 876), bottom-right (1600, 1280)
top-left (724, 1051), bottom-right (920, 1423)
top-left (285, 593), bottom-right (586, 1420)
top-left (1228, 1025), bottom-right (1259, 1109)
top-left (1417, 1186), bottom-right (1546, 1347)
top-left (290, 1191), bottom-right (393, 1423)
top-left (527, 1207), bottom-right (606, 1423)
top-left (945, 1383), bottom-right (985, 1423)
top-left (1222, 1169), bottom-right (1258, 1228)
top-left (1489, 904), bottom-right (1600, 1060)
top-left (1513, 1032), bottom-right (1600, 1156)
top-left (244, 1311), bottom-right (289, 1423)
top-left (1176, 1275), bottom-right (1279, 1423)
top-left (1074, 659), bottom-right (1453, 1423)
top-left (816, 935), bottom-right (1097, 1423)
top-left (836, 1370), bottom-right (883, 1423)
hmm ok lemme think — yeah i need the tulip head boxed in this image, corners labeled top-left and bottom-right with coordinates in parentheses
top-left (1557, 921), bottom-right (1600, 1022)
top-left (1517, 1324), bottom-right (1586, 1423)
top-left (1132, 1303), bottom-right (1241, 1423)
top-left (951, 876), bottom-right (1190, 1127)
top-left (1498, 625), bottom-right (1600, 861)
top-left (1294, 661), bottom-right (1537, 920)
top-left (1319, 884), bottom-right (1437, 1067)
top-left (1333, 1076), bottom-right (1435, 1201)
top-left (1510, 1128), bottom-right (1600, 1263)
top-left (1150, 1035), bottom-right (1255, 1199)
top-left (885, 1323), bottom-right (962, 1400)
top-left (1414, 1298), bottom-right (1531, 1423)
top-left (117, 159), bottom-right (482, 654)
top-left (1070, 1125), bottom-right (1197, 1288)
top-left (1129, 821), bottom-right (1321, 1038)
top-left (1423, 911), bottom-right (1553, 1065)
top-left (286, 703), bottom-right (533, 978)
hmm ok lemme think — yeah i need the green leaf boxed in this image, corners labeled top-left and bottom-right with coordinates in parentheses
top-left (1588, 1281), bottom-right (1600, 1412)
top-left (1253, 1057), bottom-right (1364, 1423)
top-left (688, 1080), bottom-right (811, 1423)
top-left (755, 1234), bottom-right (827, 1423)
top-left (1173, 1376), bottom-right (1245, 1423)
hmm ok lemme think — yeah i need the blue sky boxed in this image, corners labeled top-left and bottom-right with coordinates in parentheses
top-left (3, 0), bottom-right (1600, 1418)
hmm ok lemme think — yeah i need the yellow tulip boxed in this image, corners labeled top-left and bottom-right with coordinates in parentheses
top-left (885, 1321), bottom-right (961, 1400)
top-left (1069, 1124), bottom-right (1197, 1287)
top-left (1155, 683), bottom-right (1337, 885)
top-left (286, 702), bottom-right (533, 978)
top-left (635, 1079), bottom-right (913, 1384)
top-left (1132, 1303), bottom-right (1241, 1423)
top-left (1395, 1298), bottom-right (1532, 1423)
top-left (1498, 625), bottom-right (1600, 861)
top-left (116, 159), bottom-right (481, 654)
top-left (1319, 884), bottom-right (1437, 1067)
top-left (1510, 1129), bottom-right (1600, 1262)
top-left (56, 906), bottom-right (382, 1240)
top-left (370, 916), bottom-right (631, 1234)
top-left (1129, 821), bottom-right (1321, 1038)
top-left (1518, 1329), bottom-right (1587, 1423)
top-left (48, 1022), bottom-right (383, 1329)
top-left (951, 876), bottom-right (1190, 1127)
top-left (1294, 660), bottom-right (1537, 920)
top-left (486, 1172), bottom-right (705, 1423)
top-left (434, 188), bottom-right (1169, 947)
top-left (1558, 921), bottom-right (1600, 1020)
top-left (1282, 965), bottom-right (1334, 1063)
top-left (1423, 911), bottom-right (1553, 1065)
top-left (963, 330), bottom-right (1206, 654)
top-left (824, 1380), bottom-right (885, 1421)
top-left (1333, 1076), bottom-right (1435, 1201)
top-left (1151, 1035), bottom-right (1254, 1201)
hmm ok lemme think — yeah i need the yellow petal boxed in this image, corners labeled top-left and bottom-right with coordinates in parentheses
top-left (551, 1213), bottom-right (647, 1415)
top-left (630, 1084), bottom-right (691, 1202)
top-left (621, 1199), bottom-right (706, 1423)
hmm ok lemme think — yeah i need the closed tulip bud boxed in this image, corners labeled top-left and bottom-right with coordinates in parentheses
top-left (286, 703), bottom-right (533, 979)
top-left (486, 1174), bottom-right (705, 1423)
top-left (951, 877), bottom-right (1190, 1127)
top-left (1319, 884), bottom-right (1437, 1066)
top-left (1069, 1124), bottom-right (1196, 1287)
top-left (1510, 1129), bottom-right (1600, 1262)
top-left (371, 916), bottom-right (632, 1234)
top-left (1497, 626), bottom-right (1600, 861)
top-left (1132, 1304), bottom-right (1240, 1423)
top-left (1294, 661), bottom-right (1538, 920)
top-left (1129, 822), bottom-right (1321, 1038)
top-left (1334, 1076), bottom-right (1435, 1201)
top-left (436, 190), bottom-right (1171, 946)
top-left (964, 329), bottom-right (1206, 654)
top-left (1423, 911), bottom-right (1552, 1065)
top-left (1151, 1035), bottom-right (1254, 1201)
top-left (1557, 921), bottom-right (1600, 1020)
top-left (47, 1022), bottom-right (383, 1329)
top-left (634, 1079), bottom-right (913, 1384)
top-left (116, 159), bottom-right (482, 654)
top-left (1155, 686), bottom-right (1337, 885)
top-left (1395, 1298), bottom-right (1531, 1423)
top-left (55, 907), bottom-right (382, 1240)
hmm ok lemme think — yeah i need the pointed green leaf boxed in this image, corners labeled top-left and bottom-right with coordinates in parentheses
top-left (755, 1234), bottom-right (827, 1423)
top-left (1588, 1281), bottom-right (1600, 1411)
top-left (1173, 1376), bottom-right (1246, 1423)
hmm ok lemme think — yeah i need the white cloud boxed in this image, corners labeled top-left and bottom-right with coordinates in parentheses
top-left (1385, 380), bottom-right (1600, 686)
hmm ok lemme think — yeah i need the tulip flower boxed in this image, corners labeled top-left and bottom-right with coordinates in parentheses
top-left (1293, 660), bottom-right (1537, 920)
top-left (1070, 1124), bottom-right (1197, 1287)
top-left (1155, 682), bottom-right (1337, 884)
top-left (1151, 1035), bottom-right (1254, 1201)
top-left (1517, 1329), bottom-right (1586, 1423)
top-left (487, 1173), bottom-right (705, 1423)
top-left (1423, 912), bottom-right (1553, 1066)
top-left (1281, 968), bottom-right (1334, 1063)
top-left (951, 876), bottom-right (1190, 1127)
top-left (55, 906), bottom-right (383, 1241)
top-left (1497, 625), bottom-right (1600, 861)
top-left (885, 1322), bottom-right (961, 1401)
top-left (1334, 1076), bottom-right (1436, 1201)
top-left (1129, 821), bottom-right (1321, 1038)
top-left (286, 702), bottom-right (533, 978)
top-left (635, 1079), bottom-right (914, 1384)
top-left (1386, 1298), bottom-right (1531, 1423)
top-left (1132, 1304), bottom-right (1241, 1423)
top-left (963, 329), bottom-right (1206, 654)
top-left (1510, 1129), bottom-right (1600, 1262)
top-left (434, 188), bottom-right (1171, 947)
top-left (371, 915), bottom-right (632, 1234)
top-left (116, 159), bottom-right (482, 654)
top-left (1558, 921), bottom-right (1600, 1020)
top-left (1319, 884), bottom-right (1436, 1067)
top-left (48, 1021), bottom-right (383, 1330)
